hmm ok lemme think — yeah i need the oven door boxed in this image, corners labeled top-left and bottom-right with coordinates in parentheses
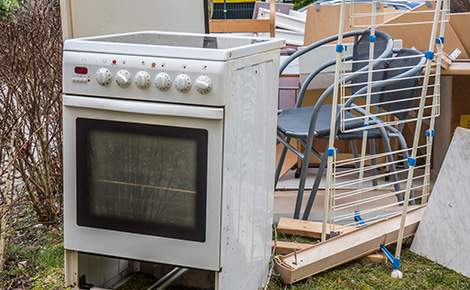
top-left (63, 95), bottom-right (223, 271)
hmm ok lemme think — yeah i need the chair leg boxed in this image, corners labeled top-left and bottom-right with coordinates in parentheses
top-left (378, 127), bottom-right (403, 202)
top-left (301, 145), bottom-right (329, 221)
top-left (369, 139), bottom-right (378, 187)
top-left (350, 140), bottom-right (360, 169)
top-left (275, 136), bottom-right (291, 187)
top-left (397, 134), bottom-right (415, 205)
top-left (293, 135), bottom-right (315, 219)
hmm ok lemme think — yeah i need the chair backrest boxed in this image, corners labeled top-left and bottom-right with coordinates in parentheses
top-left (350, 30), bottom-right (393, 97)
top-left (378, 48), bottom-right (424, 120)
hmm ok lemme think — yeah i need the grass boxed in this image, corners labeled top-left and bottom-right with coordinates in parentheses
top-left (267, 236), bottom-right (470, 290)
top-left (3, 222), bottom-right (65, 289)
top-left (3, 220), bottom-right (470, 289)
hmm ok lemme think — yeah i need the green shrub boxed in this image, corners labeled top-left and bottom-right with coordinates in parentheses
top-left (293, 0), bottom-right (315, 10)
top-left (0, 0), bottom-right (19, 19)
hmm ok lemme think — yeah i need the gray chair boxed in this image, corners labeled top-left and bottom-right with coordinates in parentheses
top-left (300, 48), bottom-right (426, 220)
top-left (275, 30), bottom-right (423, 220)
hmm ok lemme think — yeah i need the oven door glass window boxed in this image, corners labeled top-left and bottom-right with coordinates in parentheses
top-left (76, 118), bottom-right (208, 242)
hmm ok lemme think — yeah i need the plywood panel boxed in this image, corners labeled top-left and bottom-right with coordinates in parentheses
top-left (304, 3), bottom-right (385, 45)
top-left (276, 142), bottom-right (299, 179)
top-left (449, 13), bottom-right (470, 57)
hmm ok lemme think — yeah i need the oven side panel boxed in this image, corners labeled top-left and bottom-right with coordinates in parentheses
top-left (219, 49), bottom-right (280, 289)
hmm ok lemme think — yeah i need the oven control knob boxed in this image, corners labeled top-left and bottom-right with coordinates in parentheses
top-left (134, 71), bottom-right (151, 89)
top-left (155, 72), bottom-right (172, 91)
top-left (174, 74), bottom-right (192, 93)
top-left (116, 69), bottom-right (132, 88)
top-left (96, 68), bottom-right (112, 86)
top-left (195, 75), bottom-right (213, 94)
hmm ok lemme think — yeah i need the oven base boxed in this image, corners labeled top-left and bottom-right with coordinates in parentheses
top-left (66, 250), bottom-right (220, 289)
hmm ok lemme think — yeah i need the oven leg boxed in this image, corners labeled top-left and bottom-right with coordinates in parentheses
top-left (147, 267), bottom-right (189, 290)
top-left (65, 250), bottom-right (79, 289)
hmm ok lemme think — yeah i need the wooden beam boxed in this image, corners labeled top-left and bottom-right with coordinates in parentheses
top-left (270, 0), bottom-right (276, 37)
top-left (272, 241), bottom-right (313, 255)
top-left (209, 19), bottom-right (271, 33)
top-left (274, 207), bottom-right (424, 284)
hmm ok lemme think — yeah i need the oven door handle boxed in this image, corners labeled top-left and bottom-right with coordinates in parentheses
top-left (63, 95), bottom-right (224, 120)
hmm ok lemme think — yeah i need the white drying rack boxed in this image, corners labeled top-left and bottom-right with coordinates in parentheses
top-left (322, 0), bottom-right (450, 277)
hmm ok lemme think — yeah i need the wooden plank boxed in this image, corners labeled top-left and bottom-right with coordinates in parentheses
top-left (440, 61), bottom-right (470, 75)
top-left (379, 3), bottom-right (469, 59)
top-left (277, 217), bottom-right (349, 240)
top-left (272, 241), bottom-right (313, 255)
top-left (449, 13), bottom-right (470, 58)
top-left (274, 207), bottom-right (424, 284)
top-left (273, 241), bottom-right (388, 261)
top-left (209, 19), bottom-right (270, 33)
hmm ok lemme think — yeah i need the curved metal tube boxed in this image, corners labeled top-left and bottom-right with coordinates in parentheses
top-left (279, 30), bottom-right (367, 76)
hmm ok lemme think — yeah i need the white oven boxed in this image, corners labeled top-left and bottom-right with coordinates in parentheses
top-left (63, 31), bottom-right (283, 288)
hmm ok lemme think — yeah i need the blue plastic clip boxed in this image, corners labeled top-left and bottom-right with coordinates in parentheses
top-left (408, 157), bottom-right (417, 166)
top-left (327, 148), bottom-right (338, 157)
top-left (354, 210), bottom-right (367, 227)
top-left (435, 37), bottom-right (445, 44)
top-left (336, 44), bottom-right (347, 53)
top-left (425, 129), bottom-right (435, 137)
top-left (425, 51), bottom-right (435, 60)
top-left (363, 123), bottom-right (371, 131)
top-left (369, 35), bottom-right (376, 43)
top-left (381, 245), bottom-right (400, 270)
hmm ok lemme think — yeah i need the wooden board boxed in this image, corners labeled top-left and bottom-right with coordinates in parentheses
top-left (441, 61), bottom-right (470, 75)
top-left (274, 207), bottom-right (424, 284)
top-left (210, 0), bottom-right (276, 36)
top-left (449, 13), bottom-right (470, 57)
top-left (273, 240), bottom-right (389, 262)
top-left (272, 241), bottom-right (313, 255)
top-left (209, 19), bottom-right (271, 33)
top-left (378, 3), bottom-right (469, 59)
top-left (277, 217), bottom-right (350, 239)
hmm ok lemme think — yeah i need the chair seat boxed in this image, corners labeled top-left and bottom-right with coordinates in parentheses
top-left (277, 105), bottom-right (365, 138)
top-left (337, 128), bottom-right (383, 140)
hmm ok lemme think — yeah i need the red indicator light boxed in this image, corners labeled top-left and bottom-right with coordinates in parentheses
top-left (112, 60), bottom-right (117, 64)
top-left (74, 66), bottom-right (88, 74)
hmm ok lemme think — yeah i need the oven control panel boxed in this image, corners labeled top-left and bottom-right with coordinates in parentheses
top-left (63, 51), bottom-right (227, 106)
